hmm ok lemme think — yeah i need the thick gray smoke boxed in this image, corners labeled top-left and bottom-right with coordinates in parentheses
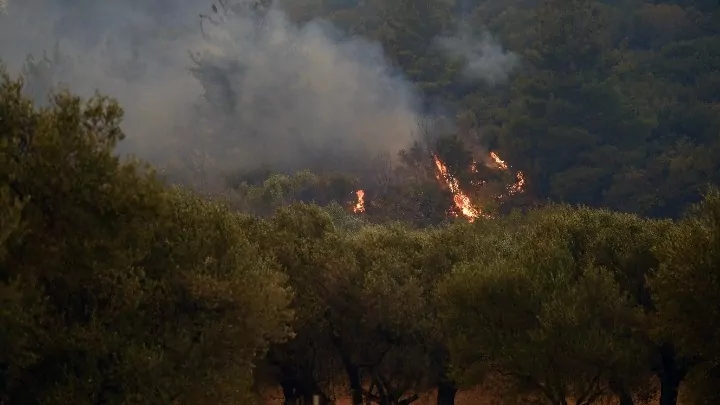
top-left (186, 2), bottom-right (421, 174)
top-left (0, 0), bottom-right (517, 179)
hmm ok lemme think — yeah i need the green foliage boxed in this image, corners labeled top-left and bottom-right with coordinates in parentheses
top-left (227, 170), bottom-right (359, 216)
top-left (135, 188), bottom-right (293, 403)
top-left (651, 188), bottom-right (720, 401)
top-left (438, 208), bottom-right (659, 405)
top-left (0, 71), bottom-right (292, 405)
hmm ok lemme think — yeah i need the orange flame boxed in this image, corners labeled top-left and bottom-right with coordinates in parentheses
top-left (508, 171), bottom-right (525, 196)
top-left (489, 151), bottom-right (525, 196)
top-left (430, 151), bottom-right (526, 222)
top-left (489, 152), bottom-right (508, 170)
top-left (353, 189), bottom-right (365, 213)
top-left (469, 161), bottom-right (478, 173)
top-left (432, 155), bottom-right (484, 222)
top-left (349, 150), bottom-right (525, 222)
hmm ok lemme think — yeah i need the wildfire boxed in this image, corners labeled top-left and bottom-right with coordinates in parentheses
top-left (353, 189), bottom-right (365, 213)
top-left (488, 151), bottom-right (525, 196)
top-left (489, 152), bottom-right (508, 170)
top-left (430, 151), bottom-right (526, 222)
top-left (432, 155), bottom-right (484, 222)
top-left (348, 150), bottom-right (525, 222)
top-left (507, 171), bottom-right (525, 196)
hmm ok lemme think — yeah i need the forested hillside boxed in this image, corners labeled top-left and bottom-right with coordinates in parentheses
top-left (1, 0), bottom-right (719, 404)
top-left (270, 0), bottom-right (720, 220)
top-left (160, 0), bottom-right (720, 223)
top-left (272, 0), bottom-right (720, 221)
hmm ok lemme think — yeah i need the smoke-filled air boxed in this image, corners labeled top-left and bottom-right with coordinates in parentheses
top-left (0, 0), bottom-right (517, 178)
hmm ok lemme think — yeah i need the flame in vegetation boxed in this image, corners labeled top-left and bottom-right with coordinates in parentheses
top-left (507, 171), bottom-right (525, 195)
top-left (432, 155), bottom-right (484, 222)
top-left (347, 150), bottom-right (524, 221)
top-left (489, 152), bottom-right (508, 170)
top-left (353, 189), bottom-right (365, 213)
top-left (490, 151), bottom-right (525, 196)
top-left (430, 151), bottom-right (526, 222)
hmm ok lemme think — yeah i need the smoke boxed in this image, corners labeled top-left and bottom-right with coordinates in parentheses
top-left (437, 24), bottom-right (519, 85)
top-left (0, 0), bottom-right (206, 166)
top-left (186, 2), bottom-right (421, 174)
top-left (0, 0), bottom-right (517, 181)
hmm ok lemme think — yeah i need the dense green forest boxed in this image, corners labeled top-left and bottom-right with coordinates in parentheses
top-left (2, 0), bottom-right (720, 404)
top-left (176, 0), bottom-right (720, 223)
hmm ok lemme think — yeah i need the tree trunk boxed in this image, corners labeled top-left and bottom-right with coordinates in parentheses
top-left (329, 326), bottom-right (364, 405)
top-left (334, 343), bottom-right (363, 404)
top-left (658, 344), bottom-right (687, 405)
top-left (344, 361), bottom-right (364, 405)
top-left (608, 378), bottom-right (634, 405)
top-left (280, 380), bottom-right (300, 405)
top-left (436, 380), bottom-right (457, 405)
top-left (302, 381), bottom-right (331, 405)
top-left (615, 387), bottom-right (635, 405)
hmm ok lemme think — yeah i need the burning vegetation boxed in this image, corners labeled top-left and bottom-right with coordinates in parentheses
top-left (432, 154), bottom-right (486, 222)
top-left (351, 149), bottom-right (526, 222)
top-left (353, 189), bottom-right (365, 213)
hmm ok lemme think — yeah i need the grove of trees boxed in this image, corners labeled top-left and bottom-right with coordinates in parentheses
top-left (1, 68), bottom-right (719, 404)
top-left (1, 0), bottom-right (719, 404)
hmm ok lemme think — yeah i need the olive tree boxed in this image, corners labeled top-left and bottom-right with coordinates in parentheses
top-left (0, 71), bottom-right (292, 405)
top-left (651, 189), bottom-right (720, 404)
top-left (439, 207), bottom-right (650, 405)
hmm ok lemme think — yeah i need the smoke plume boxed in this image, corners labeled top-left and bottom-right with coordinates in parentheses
top-left (437, 24), bottom-right (519, 85)
top-left (0, 0), bottom-right (517, 180)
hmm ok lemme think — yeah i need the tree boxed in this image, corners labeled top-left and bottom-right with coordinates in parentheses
top-left (426, 218), bottom-right (525, 405)
top-left (258, 203), bottom-right (359, 405)
top-left (651, 188), bottom-right (720, 404)
top-left (520, 206), bottom-right (686, 405)
top-left (136, 189), bottom-right (293, 404)
top-left (0, 70), bottom-right (292, 405)
top-left (439, 207), bottom-right (652, 405)
top-left (496, 0), bottom-right (659, 211)
top-left (226, 170), bottom-right (360, 217)
top-left (347, 224), bottom-right (437, 405)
